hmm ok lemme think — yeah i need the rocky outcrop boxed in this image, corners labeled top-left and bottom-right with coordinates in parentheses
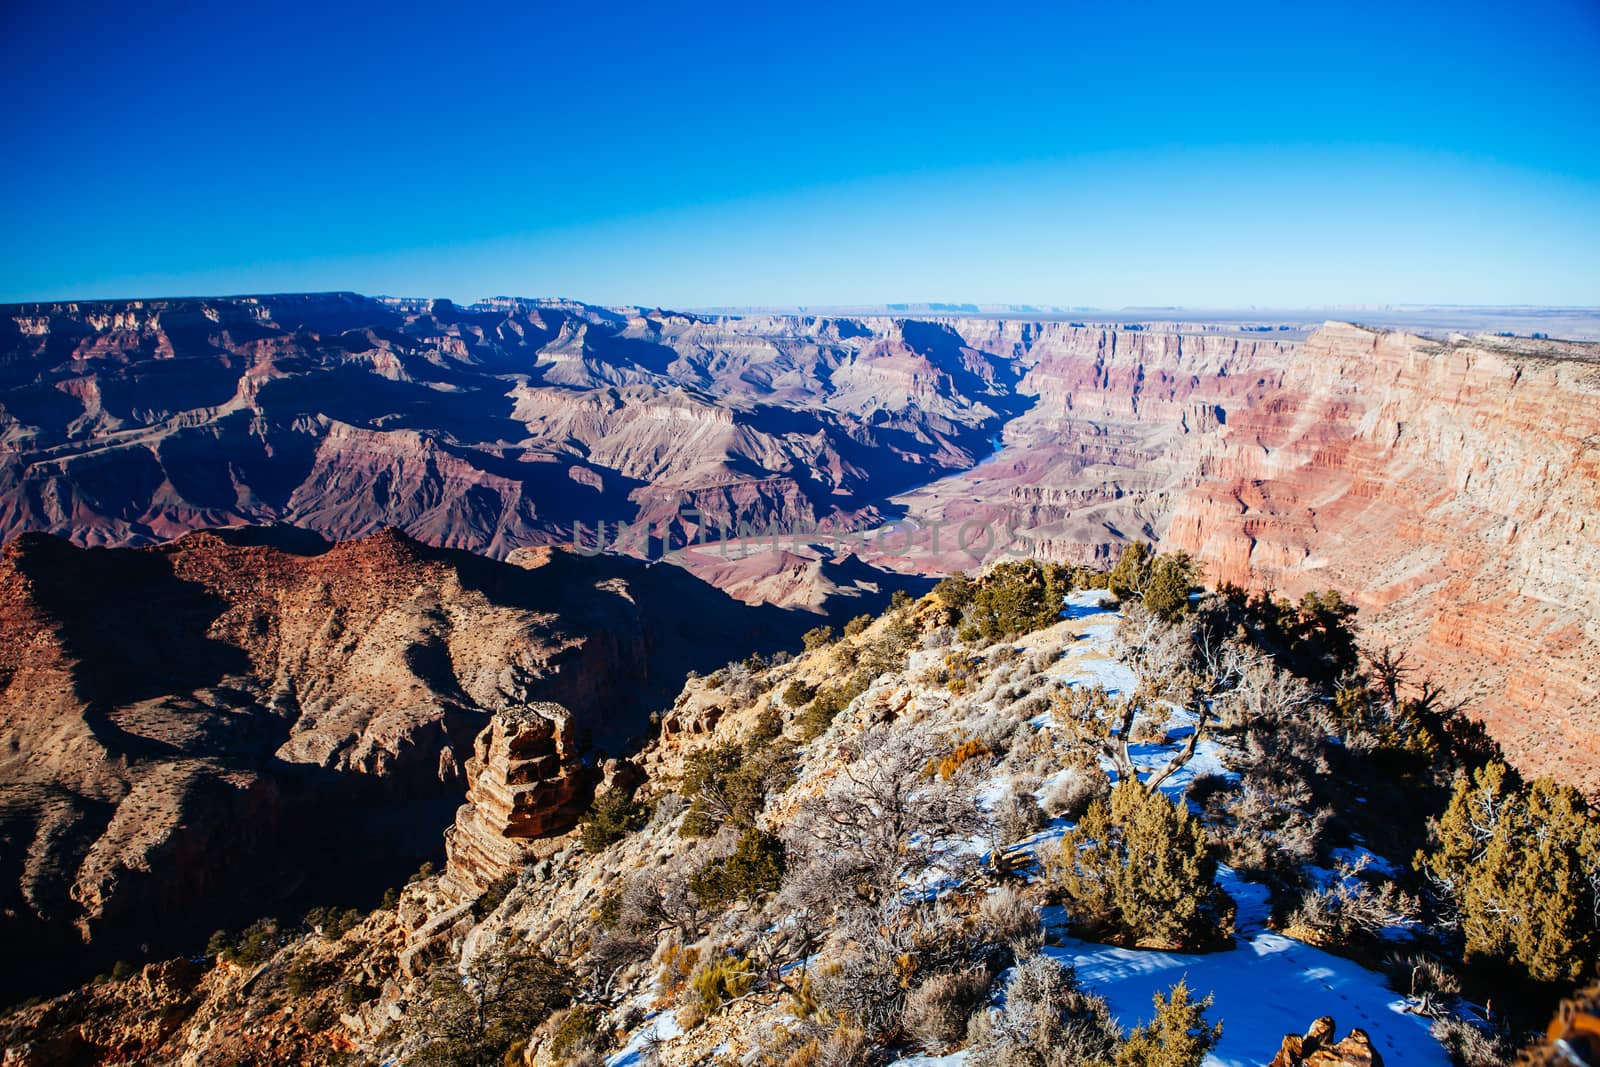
top-left (0, 525), bottom-right (815, 1003)
top-left (442, 703), bottom-right (589, 898)
top-left (1519, 981), bottom-right (1600, 1067)
top-left (1270, 1017), bottom-right (1386, 1067)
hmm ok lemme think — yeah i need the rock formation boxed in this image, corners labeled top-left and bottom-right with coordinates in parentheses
top-left (4, 296), bottom-right (1599, 791)
top-left (1270, 1017), bottom-right (1386, 1067)
top-left (0, 524), bottom-right (812, 1003)
top-left (1519, 981), bottom-right (1600, 1067)
top-left (442, 703), bottom-right (588, 897)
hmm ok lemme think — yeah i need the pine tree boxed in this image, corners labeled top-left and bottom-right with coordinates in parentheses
top-left (1419, 761), bottom-right (1600, 984)
top-left (1114, 980), bottom-right (1222, 1067)
top-left (1047, 781), bottom-right (1232, 949)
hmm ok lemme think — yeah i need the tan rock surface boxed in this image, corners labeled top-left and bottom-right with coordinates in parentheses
top-left (442, 702), bottom-right (589, 898)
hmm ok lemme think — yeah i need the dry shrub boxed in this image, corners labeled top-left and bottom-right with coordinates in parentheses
top-left (904, 968), bottom-right (991, 1052)
top-left (996, 781), bottom-right (1047, 844)
top-left (1128, 703), bottom-right (1172, 744)
top-left (1282, 856), bottom-right (1419, 950)
top-left (978, 886), bottom-right (1044, 956)
top-left (1430, 1015), bottom-right (1517, 1067)
top-left (654, 939), bottom-right (698, 1001)
top-left (968, 953), bottom-right (1120, 1067)
top-left (1041, 761), bottom-right (1110, 822)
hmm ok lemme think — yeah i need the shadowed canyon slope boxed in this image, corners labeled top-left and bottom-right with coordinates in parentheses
top-left (2, 295), bottom-right (1598, 788)
top-left (0, 525), bottom-right (813, 1002)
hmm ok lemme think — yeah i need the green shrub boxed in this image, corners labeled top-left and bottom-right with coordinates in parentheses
top-left (933, 572), bottom-right (976, 612)
top-left (681, 731), bottom-right (798, 836)
top-left (212, 918), bottom-right (280, 966)
top-left (782, 680), bottom-right (818, 707)
top-left (689, 954), bottom-right (756, 1014)
top-left (691, 829), bottom-right (786, 907)
top-left (802, 626), bottom-right (836, 652)
top-left (799, 684), bottom-right (855, 740)
top-left (580, 785), bottom-right (650, 852)
top-left (1044, 782), bottom-right (1231, 950)
top-left (594, 890), bottom-right (623, 930)
top-left (749, 706), bottom-right (783, 744)
top-left (549, 1004), bottom-right (604, 1059)
top-left (844, 614), bottom-right (873, 637)
top-left (285, 954), bottom-right (338, 995)
top-left (1114, 980), bottom-right (1222, 1067)
top-left (408, 946), bottom-right (571, 1066)
top-left (1107, 542), bottom-right (1153, 600)
top-left (960, 560), bottom-right (1074, 642)
top-left (305, 905), bottom-right (363, 939)
top-left (1418, 761), bottom-right (1600, 984)
top-left (1142, 554), bottom-right (1197, 622)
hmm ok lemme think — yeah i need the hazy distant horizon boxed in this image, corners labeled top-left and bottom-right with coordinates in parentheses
top-left (8, 290), bottom-right (1597, 341)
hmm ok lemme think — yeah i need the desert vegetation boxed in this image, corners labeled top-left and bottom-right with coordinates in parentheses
top-left (8, 543), bottom-right (1597, 1067)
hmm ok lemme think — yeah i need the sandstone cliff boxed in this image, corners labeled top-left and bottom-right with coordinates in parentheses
top-left (879, 321), bottom-right (1600, 789)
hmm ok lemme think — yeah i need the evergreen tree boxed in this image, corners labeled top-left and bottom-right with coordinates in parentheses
top-left (1419, 761), bottom-right (1600, 984)
top-left (1143, 553), bottom-right (1196, 622)
top-left (1114, 980), bottom-right (1222, 1067)
top-left (1047, 781), bottom-right (1232, 949)
top-left (1108, 542), bottom-right (1153, 600)
top-left (579, 783), bottom-right (649, 851)
top-left (959, 560), bottom-right (1075, 641)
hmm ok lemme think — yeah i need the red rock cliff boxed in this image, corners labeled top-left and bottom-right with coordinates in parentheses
top-left (1162, 324), bottom-right (1600, 788)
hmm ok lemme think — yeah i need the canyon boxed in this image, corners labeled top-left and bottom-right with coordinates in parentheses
top-left (2, 293), bottom-right (1598, 797)
top-left (0, 524), bottom-right (815, 1003)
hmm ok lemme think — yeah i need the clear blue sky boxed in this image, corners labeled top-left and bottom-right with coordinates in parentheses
top-left (3, 0), bottom-right (1597, 307)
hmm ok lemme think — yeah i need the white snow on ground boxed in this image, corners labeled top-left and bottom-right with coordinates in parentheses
top-left (606, 1011), bottom-right (684, 1067)
top-left (1042, 932), bottom-right (1445, 1067)
top-left (1042, 590), bottom-right (1137, 695)
top-left (998, 596), bottom-right (1445, 1066)
top-left (888, 1053), bottom-right (971, 1067)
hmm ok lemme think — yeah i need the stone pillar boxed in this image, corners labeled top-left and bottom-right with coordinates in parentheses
top-left (441, 702), bottom-right (589, 898)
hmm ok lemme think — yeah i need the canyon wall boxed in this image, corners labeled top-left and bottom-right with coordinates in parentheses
top-left (1161, 325), bottom-right (1600, 788)
top-left (0, 525), bottom-right (816, 1002)
top-left (4, 297), bottom-right (1598, 791)
top-left (901, 320), bottom-right (1600, 788)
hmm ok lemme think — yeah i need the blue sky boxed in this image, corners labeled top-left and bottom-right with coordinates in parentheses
top-left (3, 0), bottom-right (1597, 307)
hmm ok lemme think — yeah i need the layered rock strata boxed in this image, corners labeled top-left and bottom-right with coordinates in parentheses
top-left (441, 703), bottom-right (588, 897)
